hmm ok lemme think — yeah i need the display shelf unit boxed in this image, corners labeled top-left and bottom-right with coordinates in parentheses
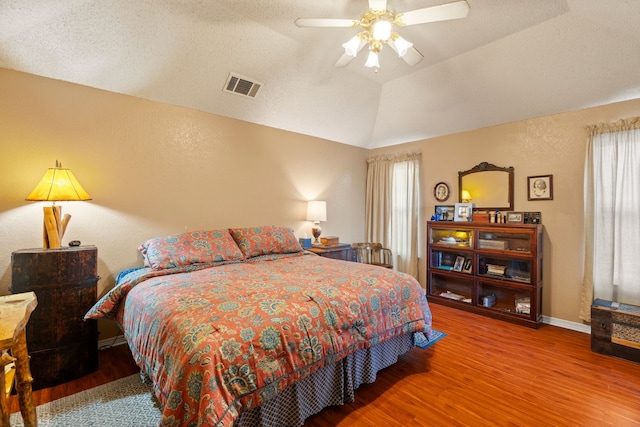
top-left (426, 221), bottom-right (543, 328)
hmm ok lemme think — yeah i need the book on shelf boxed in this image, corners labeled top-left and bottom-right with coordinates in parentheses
top-left (439, 291), bottom-right (466, 300)
top-left (478, 239), bottom-right (508, 250)
top-left (486, 264), bottom-right (506, 275)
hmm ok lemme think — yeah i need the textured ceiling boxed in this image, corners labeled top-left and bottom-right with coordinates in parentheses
top-left (1, 0), bottom-right (640, 149)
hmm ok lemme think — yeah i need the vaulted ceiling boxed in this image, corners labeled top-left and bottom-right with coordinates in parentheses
top-left (2, 0), bottom-right (640, 149)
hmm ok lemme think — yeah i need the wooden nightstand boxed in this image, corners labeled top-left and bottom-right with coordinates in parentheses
top-left (307, 243), bottom-right (354, 261)
top-left (11, 246), bottom-right (99, 390)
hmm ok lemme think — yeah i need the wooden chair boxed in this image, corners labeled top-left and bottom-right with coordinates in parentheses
top-left (351, 243), bottom-right (393, 269)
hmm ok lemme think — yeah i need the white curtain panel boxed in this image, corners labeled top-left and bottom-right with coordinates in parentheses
top-left (582, 120), bottom-right (640, 320)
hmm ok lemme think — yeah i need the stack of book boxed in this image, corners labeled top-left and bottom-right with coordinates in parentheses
top-left (320, 236), bottom-right (339, 246)
top-left (478, 239), bottom-right (508, 250)
top-left (515, 297), bottom-right (531, 314)
top-left (486, 264), bottom-right (506, 276)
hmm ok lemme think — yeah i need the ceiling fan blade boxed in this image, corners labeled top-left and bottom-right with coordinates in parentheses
top-left (397, 0), bottom-right (470, 26)
top-left (401, 46), bottom-right (424, 66)
top-left (368, 0), bottom-right (387, 11)
top-left (335, 53), bottom-right (356, 67)
top-left (294, 18), bottom-right (359, 28)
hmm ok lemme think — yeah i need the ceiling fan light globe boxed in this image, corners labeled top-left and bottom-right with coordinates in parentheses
top-left (372, 20), bottom-right (392, 41)
top-left (393, 35), bottom-right (413, 57)
top-left (365, 50), bottom-right (380, 68)
top-left (342, 35), bottom-right (363, 57)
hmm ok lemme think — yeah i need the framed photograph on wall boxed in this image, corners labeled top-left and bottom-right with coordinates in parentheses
top-left (434, 205), bottom-right (454, 221)
top-left (528, 175), bottom-right (553, 201)
top-left (434, 182), bottom-right (450, 202)
top-left (454, 202), bottom-right (474, 222)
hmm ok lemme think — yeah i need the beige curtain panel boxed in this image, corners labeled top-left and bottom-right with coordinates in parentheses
top-left (365, 152), bottom-right (422, 277)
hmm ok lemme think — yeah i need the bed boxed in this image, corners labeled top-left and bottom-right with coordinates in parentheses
top-left (86, 226), bottom-right (434, 426)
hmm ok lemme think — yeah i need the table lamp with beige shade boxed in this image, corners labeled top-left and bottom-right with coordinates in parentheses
top-left (25, 161), bottom-right (92, 249)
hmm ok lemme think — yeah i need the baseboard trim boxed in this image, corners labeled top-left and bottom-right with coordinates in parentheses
top-left (543, 315), bottom-right (590, 334)
top-left (98, 334), bottom-right (128, 350)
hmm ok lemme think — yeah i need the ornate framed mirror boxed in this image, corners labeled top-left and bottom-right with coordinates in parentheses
top-left (458, 162), bottom-right (514, 211)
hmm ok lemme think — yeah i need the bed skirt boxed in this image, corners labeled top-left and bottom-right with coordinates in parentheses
top-left (235, 333), bottom-right (415, 427)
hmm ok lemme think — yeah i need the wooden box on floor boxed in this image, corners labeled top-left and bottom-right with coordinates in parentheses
top-left (591, 299), bottom-right (640, 363)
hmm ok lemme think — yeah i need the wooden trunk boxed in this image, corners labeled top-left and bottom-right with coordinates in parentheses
top-left (11, 246), bottom-right (99, 390)
top-left (591, 299), bottom-right (640, 364)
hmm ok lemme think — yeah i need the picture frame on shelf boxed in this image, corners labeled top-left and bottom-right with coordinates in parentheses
top-left (434, 205), bottom-right (454, 221)
top-left (528, 175), bottom-right (553, 200)
top-left (506, 212), bottom-right (524, 224)
top-left (453, 256), bottom-right (465, 272)
top-left (462, 257), bottom-right (472, 273)
top-left (454, 202), bottom-right (474, 222)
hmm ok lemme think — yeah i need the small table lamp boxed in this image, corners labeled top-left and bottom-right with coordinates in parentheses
top-left (306, 200), bottom-right (327, 245)
top-left (25, 161), bottom-right (92, 249)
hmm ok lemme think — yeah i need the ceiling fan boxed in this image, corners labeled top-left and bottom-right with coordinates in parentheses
top-left (295, 0), bottom-right (470, 69)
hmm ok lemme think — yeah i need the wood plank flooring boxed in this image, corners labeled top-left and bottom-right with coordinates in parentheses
top-left (10, 303), bottom-right (640, 426)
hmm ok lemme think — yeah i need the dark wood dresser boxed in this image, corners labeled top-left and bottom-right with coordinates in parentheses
top-left (11, 246), bottom-right (99, 390)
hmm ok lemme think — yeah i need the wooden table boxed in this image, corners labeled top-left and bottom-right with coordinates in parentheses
top-left (0, 292), bottom-right (38, 427)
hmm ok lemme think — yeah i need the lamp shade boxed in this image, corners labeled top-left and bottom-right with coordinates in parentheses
top-left (342, 35), bottom-right (363, 57)
top-left (306, 200), bottom-right (327, 222)
top-left (391, 35), bottom-right (413, 57)
top-left (365, 50), bottom-right (380, 68)
top-left (26, 165), bottom-right (92, 201)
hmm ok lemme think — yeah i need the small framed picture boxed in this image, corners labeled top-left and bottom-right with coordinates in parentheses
top-left (528, 175), bottom-right (553, 201)
top-left (434, 205), bottom-right (454, 221)
top-left (434, 182), bottom-right (450, 202)
top-left (454, 202), bottom-right (474, 222)
top-left (453, 256), bottom-right (465, 272)
top-left (462, 257), bottom-right (472, 273)
top-left (506, 212), bottom-right (524, 224)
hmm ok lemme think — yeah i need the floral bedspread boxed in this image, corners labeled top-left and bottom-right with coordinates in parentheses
top-left (86, 253), bottom-right (432, 426)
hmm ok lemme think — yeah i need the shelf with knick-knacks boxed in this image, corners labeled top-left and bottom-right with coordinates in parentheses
top-left (426, 221), bottom-right (543, 328)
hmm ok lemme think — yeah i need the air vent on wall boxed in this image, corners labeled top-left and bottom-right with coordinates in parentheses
top-left (223, 73), bottom-right (262, 98)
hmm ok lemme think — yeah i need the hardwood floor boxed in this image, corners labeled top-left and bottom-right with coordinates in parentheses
top-left (10, 303), bottom-right (640, 426)
top-left (8, 343), bottom-right (139, 414)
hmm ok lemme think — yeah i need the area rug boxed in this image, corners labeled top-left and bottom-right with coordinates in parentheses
top-left (10, 374), bottom-right (160, 427)
top-left (414, 329), bottom-right (447, 349)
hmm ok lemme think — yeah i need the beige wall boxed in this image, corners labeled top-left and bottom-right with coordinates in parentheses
top-left (3, 67), bottom-right (640, 330)
top-left (372, 98), bottom-right (640, 324)
top-left (0, 68), bottom-right (368, 337)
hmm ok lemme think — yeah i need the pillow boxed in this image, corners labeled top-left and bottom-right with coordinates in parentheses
top-left (229, 225), bottom-right (303, 258)
top-left (139, 229), bottom-right (244, 270)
